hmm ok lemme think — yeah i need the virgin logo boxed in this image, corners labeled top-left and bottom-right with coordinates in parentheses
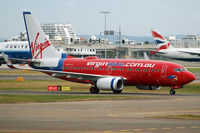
top-left (31, 32), bottom-right (51, 59)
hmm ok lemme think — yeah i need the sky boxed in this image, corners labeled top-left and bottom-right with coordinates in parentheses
top-left (0, 0), bottom-right (200, 38)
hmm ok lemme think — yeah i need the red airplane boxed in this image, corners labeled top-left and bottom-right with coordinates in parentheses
top-left (3, 11), bottom-right (196, 95)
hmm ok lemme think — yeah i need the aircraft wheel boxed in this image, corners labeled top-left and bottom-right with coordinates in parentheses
top-left (170, 89), bottom-right (176, 95)
top-left (112, 90), bottom-right (122, 94)
top-left (90, 87), bottom-right (99, 94)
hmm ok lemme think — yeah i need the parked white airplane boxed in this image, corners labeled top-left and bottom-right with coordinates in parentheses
top-left (150, 28), bottom-right (200, 61)
top-left (0, 41), bottom-right (31, 65)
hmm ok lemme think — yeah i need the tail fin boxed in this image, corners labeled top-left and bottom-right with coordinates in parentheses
top-left (23, 11), bottom-right (60, 59)
top-left (151, 28), bottom-right (173, 50)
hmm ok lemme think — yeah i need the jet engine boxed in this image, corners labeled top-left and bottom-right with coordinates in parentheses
top-left (96, 77), bottom-right (123, 91)
top-left (136, 86), bottom-right (161, 90)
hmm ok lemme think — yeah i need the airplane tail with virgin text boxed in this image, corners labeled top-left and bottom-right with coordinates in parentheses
top-left (150, 28), bottom-right (173, 54)
top-left (23, 11), bottom-right (61, 60)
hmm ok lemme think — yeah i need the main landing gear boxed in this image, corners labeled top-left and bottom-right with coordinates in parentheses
top-left (90, 87), bottom-right (99, 94)
top-left (170, 89), bottom-right (176, 95)
top-left (112, 89), bottom-right (122, 94)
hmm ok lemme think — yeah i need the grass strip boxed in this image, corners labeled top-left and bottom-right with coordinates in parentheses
top-left (0, 94), bottom-right (145, 104)
top-left (0, 70), bottom-right (44, 75)
top-left (149, 114), bottom-right (200, 120)
top-left (187, 67), bottom-right (200, 73)
top-left (0, 80), bottom-right (200, 94)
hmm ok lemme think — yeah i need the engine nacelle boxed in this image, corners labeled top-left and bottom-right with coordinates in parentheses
top-left (96, 77), bottom-right (123, 90)
top-left (136, 86), bottom-right (161, 90)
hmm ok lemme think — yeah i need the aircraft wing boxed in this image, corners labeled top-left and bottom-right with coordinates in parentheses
top-left (2, 53), bottom-right (126, 81)
top-left (2, 52), bottom-right (40, 63)
top-left (179, 51), bottom-right (200, 56)
top-left (24, 68), bottom-right (117, 81)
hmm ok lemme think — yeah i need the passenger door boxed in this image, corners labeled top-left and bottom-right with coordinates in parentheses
top-left (161, 65), bottom-right (167, 77)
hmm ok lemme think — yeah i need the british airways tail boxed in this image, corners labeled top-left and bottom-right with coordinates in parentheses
top-left (151, 28), bottom-right (173, 50)
top-left (23, 11), bottom-right (60, 59)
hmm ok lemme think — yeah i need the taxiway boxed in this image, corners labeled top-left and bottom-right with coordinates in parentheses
top-left (0, 93), bottom-right (199, 133)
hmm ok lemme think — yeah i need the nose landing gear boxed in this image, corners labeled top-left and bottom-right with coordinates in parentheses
top-left (170, 89), bottom-right (176, 95)
top-left (170, 85), bottom-right (183, 95)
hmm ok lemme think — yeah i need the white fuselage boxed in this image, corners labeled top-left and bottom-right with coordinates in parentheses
top-left (0, 41), bottom-right (31, 60)
top-left (158, 48), bottom-right (200, 61)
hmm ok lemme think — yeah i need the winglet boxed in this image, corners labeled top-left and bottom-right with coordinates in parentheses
top-left (143, 52), bottom-right (149, 60)
top-left (2, 52), bottom-right (16, 69)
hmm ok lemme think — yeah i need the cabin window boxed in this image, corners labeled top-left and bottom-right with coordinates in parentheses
top-left (132, 68), bottom-right (134, 71)
top-left (25, 45), bottom-right (28, 49)
top-left (174, 68), bottom-right (187, 72)
top-left (127, 68), bottom-right (129, 71)
top-left (122, 68), bottom-right (124, 71)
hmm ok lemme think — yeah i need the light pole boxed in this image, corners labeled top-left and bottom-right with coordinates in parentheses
top-left (100, 11), bottom-right (110, 32)
top-left (100, 11), bottom-right (110, 58)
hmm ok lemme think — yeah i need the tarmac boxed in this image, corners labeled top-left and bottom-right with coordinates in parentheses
top-left (0, 93), bottom-right (200, 133)
top-left (0, 65), bottom-right (200, 132)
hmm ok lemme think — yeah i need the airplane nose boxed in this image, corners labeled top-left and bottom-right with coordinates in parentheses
top-left (185, 72), bottom-right (196, 84)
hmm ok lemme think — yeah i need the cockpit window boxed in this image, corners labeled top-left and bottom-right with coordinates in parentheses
top-left (174, 68), bottom-right (187, 72)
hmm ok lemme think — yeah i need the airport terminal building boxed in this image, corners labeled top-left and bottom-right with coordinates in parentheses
top-left (9, 23), bottom-right (77, 45)
top-left (41, 23), bottom-right (77, 44)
